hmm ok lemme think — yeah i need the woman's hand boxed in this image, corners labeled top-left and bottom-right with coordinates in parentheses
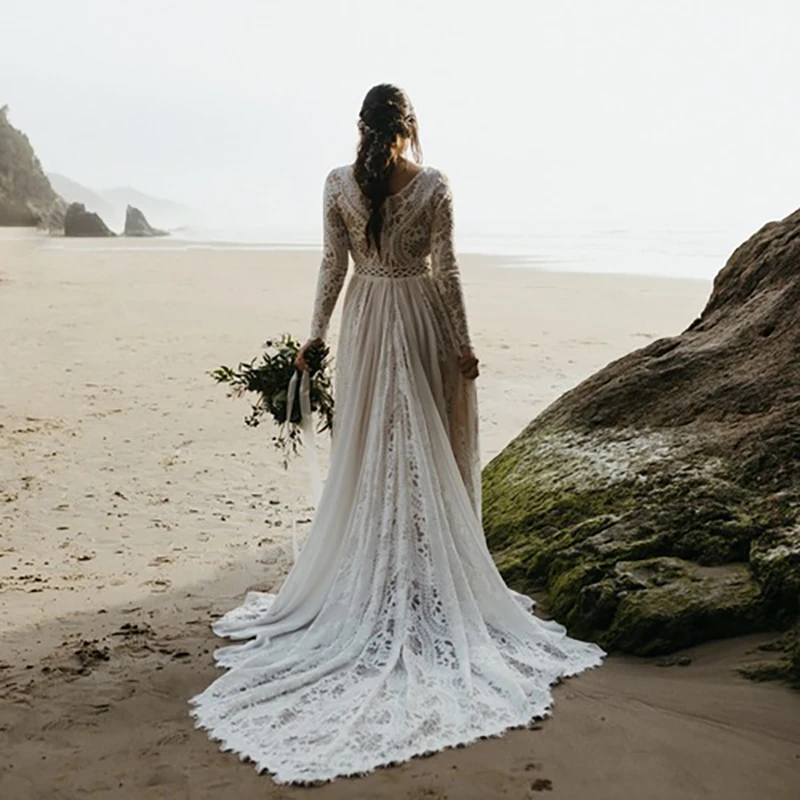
top-left (458, 345), bottom-right (479, 380)
top-left (295, 337), bottom-right (324, 372)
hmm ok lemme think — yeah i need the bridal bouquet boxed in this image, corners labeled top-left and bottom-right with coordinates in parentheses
top-left (210, 334), bottom-right (334, 467)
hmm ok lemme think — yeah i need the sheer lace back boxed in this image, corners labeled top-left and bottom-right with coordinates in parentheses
top-left (310, 164), bottom-right (472, 348)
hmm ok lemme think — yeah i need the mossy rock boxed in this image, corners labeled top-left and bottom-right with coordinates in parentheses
top-left (603, 559), bottom-right (762, 655)
top-left (739, 625), bottom-right (800, 688)
top-left (750, 525), bottom-right (800, 622)
top-left (483, 210), bottom-right (800, 671)
top-left (483, 426), bottom-right (798, 657)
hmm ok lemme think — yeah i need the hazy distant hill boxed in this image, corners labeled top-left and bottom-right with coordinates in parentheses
top-left (48, 173), bottom-right (115, 221)
top-left (0, 106), bottom-right (65, 227)
top-left (99, 186), bottom-right (198, 229)
top-left (47, 174), bottom-right (199, 231)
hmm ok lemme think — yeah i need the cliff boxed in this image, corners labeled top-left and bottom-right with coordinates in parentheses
top-left (0, 106), bottom-right (65, 228)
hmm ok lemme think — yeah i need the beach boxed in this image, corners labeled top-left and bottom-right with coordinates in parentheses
top-left (1, 230), bottom-right (798, 799)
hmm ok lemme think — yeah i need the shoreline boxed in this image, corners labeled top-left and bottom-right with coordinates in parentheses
top-left (18, 225), bottom-right (727, 282)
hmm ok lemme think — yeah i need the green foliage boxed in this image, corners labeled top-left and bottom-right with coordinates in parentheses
top-left (210, 333), bottom-right (334, 467)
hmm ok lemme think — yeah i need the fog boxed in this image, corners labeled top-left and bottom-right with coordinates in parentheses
top-left (4, 0), bottom-right (799, 241)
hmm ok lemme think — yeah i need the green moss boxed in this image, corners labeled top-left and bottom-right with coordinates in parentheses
top-left (603, 560), bottom-right (763, 655)
top-left (750, 527), bottom-right (800, 623)
top-left (548, 565), bottom-right (623, 633)
top-left (739, 662), bottom-right (790, 683)
top-left (739, 625), bottom-right (800, 688)
top-left (492, 542), bottom-right (542, 591)
top-left (481, 424), bottom-right (799, 665)
top-left (482, 431), bottom-right (638, 549)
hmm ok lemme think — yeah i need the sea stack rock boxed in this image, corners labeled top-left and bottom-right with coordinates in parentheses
top-left (124, 204), bottom-right (167, 237)
top-left (63, 202), bottom-right (115, 237)
top-left (482, 208), bottom-right (800, 678)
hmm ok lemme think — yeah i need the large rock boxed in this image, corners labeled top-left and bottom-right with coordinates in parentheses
top-left (483, 209), bottom-right (800, 679)
top-left (63, 202), bottom-right (115, 237)
top-left (0, 105), bottom-right (66, 228)
top-left (124, 204), bottom-right (167, 237)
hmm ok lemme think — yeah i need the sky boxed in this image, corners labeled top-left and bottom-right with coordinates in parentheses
top-left (3, 0), bottom-right (799, 240)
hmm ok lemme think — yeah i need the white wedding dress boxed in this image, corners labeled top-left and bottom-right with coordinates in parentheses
top-left (189, 164), bottom-right (605, 784)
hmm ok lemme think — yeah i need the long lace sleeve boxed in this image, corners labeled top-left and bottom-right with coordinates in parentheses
top-left (430, 173), bottom-right (472, 349)
top-left (309, 169), bottom-right (350, 341)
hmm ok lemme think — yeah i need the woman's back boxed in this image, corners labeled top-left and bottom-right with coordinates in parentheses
top-left (312, 162), bottom-right (472, 351)
top-left (324, 163), bottom-right (451, 277)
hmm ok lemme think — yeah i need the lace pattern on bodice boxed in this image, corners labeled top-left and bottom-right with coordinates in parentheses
top-left (309, 164), bottom-right (472, 347)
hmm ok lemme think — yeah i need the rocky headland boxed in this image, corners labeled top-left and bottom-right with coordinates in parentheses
top-left (0, 105), bottom-right (65, 229)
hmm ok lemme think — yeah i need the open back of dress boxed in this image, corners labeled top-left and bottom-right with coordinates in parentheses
top-left (190, 164), bottom-right (605, 784)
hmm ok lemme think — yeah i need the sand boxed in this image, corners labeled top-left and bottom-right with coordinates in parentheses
top-left (1, 230), bottom-right (798, 799)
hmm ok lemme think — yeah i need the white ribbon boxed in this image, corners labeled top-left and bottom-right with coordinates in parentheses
top-left (285, 368), bottom-right (323, 561)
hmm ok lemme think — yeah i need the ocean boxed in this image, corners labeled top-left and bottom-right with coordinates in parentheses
top-left (40, 225), bottom-right (756, 281)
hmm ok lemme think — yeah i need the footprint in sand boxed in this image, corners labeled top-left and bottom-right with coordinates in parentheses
top-left (40, 717), bottom-right (72, 732)
top-left (157, 730), bottom-right (190, 746)
top-left (140, 578), bottom-right (172, 592)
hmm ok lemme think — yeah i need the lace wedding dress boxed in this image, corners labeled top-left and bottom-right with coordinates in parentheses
top-left (189, 164), bottom-right (605, 784)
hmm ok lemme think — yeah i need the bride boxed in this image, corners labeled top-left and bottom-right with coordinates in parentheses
top-left (190, 83), bottom-right (605, 784)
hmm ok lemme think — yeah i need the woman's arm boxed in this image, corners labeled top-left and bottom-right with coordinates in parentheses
top-left (297, 169), bottom-right (349, 370)
top-left (430, 172), bottom-right (472, 350)
top-left (310, 169), bottom-right (350, 341)
top-left (430, 172), bottom-right (479, 379)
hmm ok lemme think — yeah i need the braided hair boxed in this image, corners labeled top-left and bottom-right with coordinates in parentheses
top-left (353, 84), bottom-right (423, 255)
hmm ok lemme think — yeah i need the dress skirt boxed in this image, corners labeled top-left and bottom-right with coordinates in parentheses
top-left (189, 272), bottom-right (605, 784)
